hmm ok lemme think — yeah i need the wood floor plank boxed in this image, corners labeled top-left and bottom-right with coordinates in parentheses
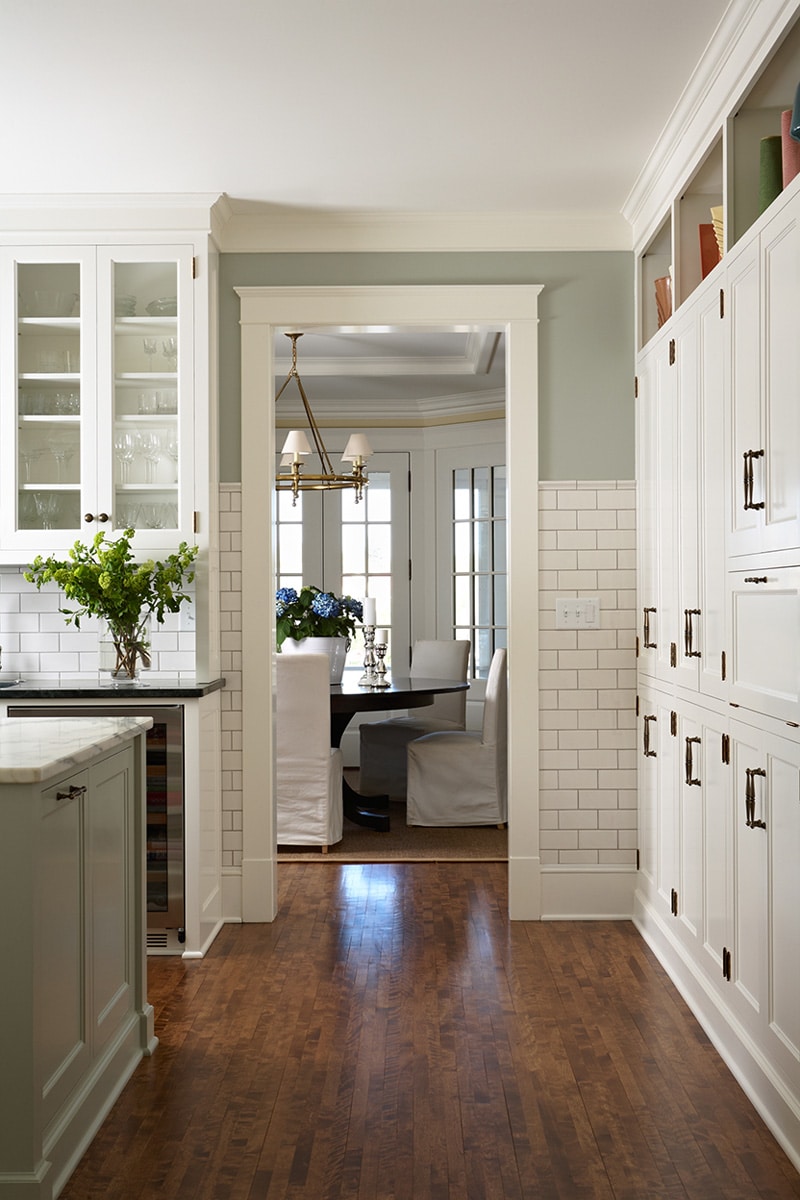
top-left (58, 863), bottom-right (800, 1200)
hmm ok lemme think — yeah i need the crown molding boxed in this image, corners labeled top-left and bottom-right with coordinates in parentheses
top-left (276, 387), bottom-right (506, 427)
top-left (623, 0), bottom-right (800, 247)
top-left (0, 192), bottom-right (226, 240)
top-left (217, 204), bottom-right (632, 254)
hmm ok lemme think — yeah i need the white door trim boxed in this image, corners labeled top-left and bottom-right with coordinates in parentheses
top-left (237, 284), bottom-right (543, 920)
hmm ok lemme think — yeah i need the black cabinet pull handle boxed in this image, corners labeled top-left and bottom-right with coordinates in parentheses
top-left (56, 784), bottom-right (87, 803)
top-left (643, 607), bottom-right (657, 649)
top-left (743, 449), bottom-right (765, 511)
top-left (744, 767), bottom-right (767, 829)
top-left (685, 736), bottom-right (701, 786)
top-left (684, 609), bottom-right (701, 658)
top-left (744, 576), bottom-right (768, 584)
top-left (643, 714), bottom-right (657, 757)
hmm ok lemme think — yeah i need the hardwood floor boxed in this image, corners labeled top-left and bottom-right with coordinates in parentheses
top-left (61, 863), bottom-right (799, 1199)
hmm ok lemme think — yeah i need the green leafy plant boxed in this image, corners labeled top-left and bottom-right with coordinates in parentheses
top-left (275, 585), bottom-right (363, 650)
top-left (25, 528), bottom-right (199, 678)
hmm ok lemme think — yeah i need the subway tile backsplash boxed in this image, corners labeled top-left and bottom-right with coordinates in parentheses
top-left (0, 566), bottom-right (196, 678)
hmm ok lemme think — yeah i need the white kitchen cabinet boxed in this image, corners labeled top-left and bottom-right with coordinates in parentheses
top-left (636, 278), bottom-right (728, 703)
top-left (730, 720), bottom-right (800, 1099)
top-left (0, 717), bottom-right (155, 1199)
top-left (0, 243), bottom-right (197, 559)
top-left (727, 192), bottom-right (800, 560)
top-left (728, 565), bottom-right (800, 725)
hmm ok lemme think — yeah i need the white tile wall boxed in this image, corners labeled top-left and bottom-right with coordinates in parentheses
top-left (539, 481), bottom-right (637, 868)
top-left (1, 481), bottom-right (637, 878)
top-left (0, 566), bottom-right (196, 678)
top-left (218, 484), bottom-right (243, 869)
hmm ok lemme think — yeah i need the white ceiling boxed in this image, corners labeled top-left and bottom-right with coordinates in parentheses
top-left (2, 0), bottom-right (729, 217)
top-left (0, 0), bottom-right (732, 412)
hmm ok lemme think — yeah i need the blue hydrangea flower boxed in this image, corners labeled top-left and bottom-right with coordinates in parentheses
top-left (276, 586), bottom-right (298, 615)
top-left (311, 592), bottom-right (341, 619)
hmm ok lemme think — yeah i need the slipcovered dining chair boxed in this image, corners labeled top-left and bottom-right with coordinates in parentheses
top-left (406, 647), bottom-right (507, 827)
top-left (276, 653), bottom-right (343, 851)
top-left (359, 638), bottom-right (470, 798)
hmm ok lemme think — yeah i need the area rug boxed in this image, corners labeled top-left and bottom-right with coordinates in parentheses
top-left (277, 799), bottom-right (507, 863)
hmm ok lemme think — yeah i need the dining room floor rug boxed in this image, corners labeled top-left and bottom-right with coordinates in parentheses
top-left (277, 799), bottom-right (508, 863)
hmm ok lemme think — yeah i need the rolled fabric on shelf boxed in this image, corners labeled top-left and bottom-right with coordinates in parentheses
top-left (759, 135), bottom-right (783, 214)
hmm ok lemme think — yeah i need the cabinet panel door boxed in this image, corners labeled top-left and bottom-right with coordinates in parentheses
top-left (732, 732), bottom-right (768, 1031)
top-left (656, 696), bottom-right (679, 916)
top-left (0, 246), bottom-right (99, 556)
top-left (636, 346), bottom-right (659, 679)
top-left (768, 747), bottom-right (800, 1081)
top-left (674, 312), bottom-right (701, 693)
top-left (702, 718), bottom-right (732, 985)
top-left (39, 771), bottom-right (91, 1125)
top-left (677, 709), bottom-right (704, 950)
top-left (637, 690), bottom-right (660, 904)
top-left (89, 747), bottom-right (135, 1055)
top-left (760, 199), bottom-right (800, 555)
top-left (655, 343), bottom-right (678, 684)
top-left (697, 284), bottom-right (729, 701)
top-left (729, 566), bottom-right (800, 724)
top-left (727, 241), bottom-right (762, 558)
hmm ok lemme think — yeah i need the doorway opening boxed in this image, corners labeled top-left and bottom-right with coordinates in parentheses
top-left (237, 285), bottom-right (543, 920)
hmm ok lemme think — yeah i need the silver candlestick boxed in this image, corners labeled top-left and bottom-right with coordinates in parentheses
top-left (359, 624), bottom-right (378, 686)
top-left (373, 640), bottom-right (390, 687)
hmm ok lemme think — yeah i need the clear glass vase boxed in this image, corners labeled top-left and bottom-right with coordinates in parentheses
top-left (98, 614), bottom-right (152, 683)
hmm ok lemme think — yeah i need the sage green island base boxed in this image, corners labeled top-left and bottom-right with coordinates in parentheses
top-left (0, 717), bottom-right (157, 1199)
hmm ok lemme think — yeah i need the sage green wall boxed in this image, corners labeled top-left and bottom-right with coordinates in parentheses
top-left (218, 251), bottom-right (634, 483)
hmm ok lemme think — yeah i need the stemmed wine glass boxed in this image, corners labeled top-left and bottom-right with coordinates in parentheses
top-left (164, 433), bottom-right (179, 481)
top-left (137, 430), bottom-right (161, 483)
top-left (161, 337), bottom-right (177, 373)
top-left (143, 338), bottom-right (158, 372)
top-left (19, 446), bottom-right (43, 482)
top-left (33, 492), bottom-right (59, 529)
top-left (114, 431), bottom-right (136, 483)
top-left (48, 433), bottom-right (75, 482)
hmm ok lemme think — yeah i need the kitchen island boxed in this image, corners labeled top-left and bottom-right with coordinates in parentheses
top-left (0, 717), bottom-right (156, 1200)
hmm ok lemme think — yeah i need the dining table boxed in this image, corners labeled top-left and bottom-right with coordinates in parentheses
top-left (330, 674), bottom-right (469, 831)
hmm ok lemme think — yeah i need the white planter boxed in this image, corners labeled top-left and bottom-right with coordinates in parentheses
top-left (279, 636), bottom-right (348, 685)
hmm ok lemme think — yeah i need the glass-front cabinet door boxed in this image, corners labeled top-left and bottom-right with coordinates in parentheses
top-left (0, 243), bottom-right (195, 559)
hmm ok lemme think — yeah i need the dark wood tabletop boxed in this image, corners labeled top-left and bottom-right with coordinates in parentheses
top-left (329, 675), bottom-right (469, 831)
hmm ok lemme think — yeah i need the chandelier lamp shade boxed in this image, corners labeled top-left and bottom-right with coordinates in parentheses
top-left (275, 332), bottom-right (372, 503)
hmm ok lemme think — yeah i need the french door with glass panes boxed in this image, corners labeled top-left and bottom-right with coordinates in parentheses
top-left (275, 452), bottom-right (411, 675)
top-left (435, 443), bottom-right (507, 687)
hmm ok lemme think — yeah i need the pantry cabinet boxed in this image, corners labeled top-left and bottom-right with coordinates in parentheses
top-left (0, 243), bottom-right (197, 558)
top-left (635, 9), bottom-right (800, 1157)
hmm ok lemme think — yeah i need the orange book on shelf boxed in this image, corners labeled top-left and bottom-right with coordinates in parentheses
top-left (699, 224), bottom-right (721, 278)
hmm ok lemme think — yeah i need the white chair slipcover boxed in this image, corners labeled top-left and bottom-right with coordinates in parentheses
top-left (276, 653), bottom-right (343, 849)
top-left (359, 639), bottom-right (470, 798)
top-left (406, 647), bottom-right (507, 827)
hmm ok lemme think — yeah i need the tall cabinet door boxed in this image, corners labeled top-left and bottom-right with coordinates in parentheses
top-left (759, 196), bottom-right (800, 556)
top-left (0, 246), bottom-right (99, 554)
top-left (673, 310), bottom-right (701, 692)
top-left (727, 239), bottom-right (762, 558)
top-left (697, 283), bottom-right (728, 701)
top-left (636, 343), bottom-right (659, 679)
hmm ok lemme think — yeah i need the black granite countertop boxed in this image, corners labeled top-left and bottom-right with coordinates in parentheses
top-left (0, 677), bottom-right (225, 700)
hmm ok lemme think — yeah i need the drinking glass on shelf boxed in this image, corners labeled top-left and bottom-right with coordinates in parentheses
top-left (143, 338), bottom-right (158, 371)
top-left (161, 337), bottom-right (177, 373)
top-left (48, 433), bottom-right (75, 481)
top-left (33, 492), bottom-right (59, 529)
top-left (115, 501), bottom-right (140, 529)
top-left (114, 431), bottom-right (136, 483)
top-left (164, 433), bottom-right (179, 481)
top-left (137, 430), bottom-right (161, 483)
top-left (19, 447), bottom-right (43, 482)
top-left (140, 502), bottom-right (165, 529)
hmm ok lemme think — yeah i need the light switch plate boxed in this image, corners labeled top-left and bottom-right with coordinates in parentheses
top-left (555, 596), bottom-right (601, 629)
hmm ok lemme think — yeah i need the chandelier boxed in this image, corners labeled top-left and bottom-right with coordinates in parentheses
top-left (275, 332), bottom-right (372, 504)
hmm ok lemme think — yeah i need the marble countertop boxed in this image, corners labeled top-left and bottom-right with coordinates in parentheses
top-left (0, 716), bottom-right (153, 784)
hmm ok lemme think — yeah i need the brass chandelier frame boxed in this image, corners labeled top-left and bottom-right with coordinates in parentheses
top-left (275, 332), bottom-right (370, 503)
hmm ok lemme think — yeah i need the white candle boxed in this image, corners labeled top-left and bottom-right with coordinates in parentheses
top-left (375, 628), bottom-right (389, 646)
top-left (362, 597), bottom-right (376, 626)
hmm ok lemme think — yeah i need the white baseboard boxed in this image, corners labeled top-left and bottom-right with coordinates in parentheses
top-left (222, 867), bottom-right (243, 923)
top-left (540, 865), bottom-right (636, 919)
